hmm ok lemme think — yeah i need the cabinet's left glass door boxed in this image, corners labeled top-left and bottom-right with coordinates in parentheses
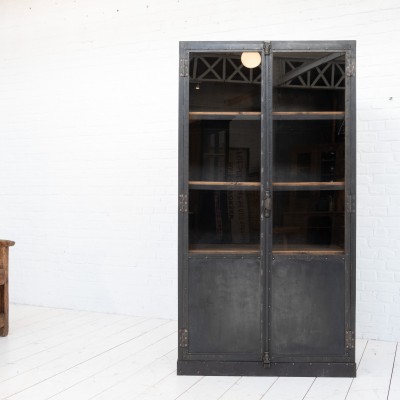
top-left (182, 50), bottom-right (264, 361)
top-left (188, 52), bottom-right (262, 255)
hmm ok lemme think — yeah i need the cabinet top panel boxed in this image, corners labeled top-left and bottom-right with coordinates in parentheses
top-left (180, 41), bottom-right (356, 52)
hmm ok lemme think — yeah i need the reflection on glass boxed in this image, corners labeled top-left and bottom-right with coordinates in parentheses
top-left (273, 120), bottom-right (345, 183)
top-left (188, 51), bottom-right (261, 254)
top-left (189, 190), bottom-right (260, 253)
top-left (273, 52), bottom-right (345, 112)
top-left (189, 53), bottom-right (261, 112)
top-left (272, 190), bottom-right (344, 253)
top-left (189, 120), bottom-right (261, 182)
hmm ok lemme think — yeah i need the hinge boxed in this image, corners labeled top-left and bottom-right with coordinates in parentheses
top-left (346, 194), bottom-right (356, 213)
top-left (346, 60), bottom-right (355, 77)
top-left (179, 328), bottom-right (188, 347)
top-left (180, 58), bottom-right (189, 77)
top-left (179, 193), bottom-right (188, 213)
top-left (345, 330), bottom-right (355, 350)
top-left (263, 41), bottom-right (271, 55)
top-left (263, 352), bottom-right (271, 368)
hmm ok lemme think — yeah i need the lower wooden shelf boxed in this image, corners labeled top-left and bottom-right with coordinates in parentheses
top-left (189, 244), bottom-right (260, 255)
top-left (272, 244), bottom-right (344, 255)
top-left (188, 244), bottom-right (344, 255)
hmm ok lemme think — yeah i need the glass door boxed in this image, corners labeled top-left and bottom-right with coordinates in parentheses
top-left (269, 50), bottom-right (349, 361)
top-left (183, 47), bottom-right (265, 360)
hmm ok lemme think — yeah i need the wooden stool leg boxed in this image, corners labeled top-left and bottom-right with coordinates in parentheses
top-left (0, 247), bottom-right (9, 337)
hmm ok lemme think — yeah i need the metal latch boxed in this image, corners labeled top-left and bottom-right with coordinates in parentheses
top-left (179, 328), bottom-right (188, 347)
top-left (263, 352), bottom-right (271, 368)
top-left (345, 331), bottom-right (355, 350)
top-left (179, 193), bottom-right (188, 213)
top-left (263, 190), bottom-right (272, 218)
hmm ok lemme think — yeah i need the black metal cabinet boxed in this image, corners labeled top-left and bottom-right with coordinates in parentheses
top-left (178, 41), bottom-right (356, 377)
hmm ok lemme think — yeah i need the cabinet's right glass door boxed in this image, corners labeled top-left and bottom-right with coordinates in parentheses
top-left (270, 51), bottom-right (348, 360)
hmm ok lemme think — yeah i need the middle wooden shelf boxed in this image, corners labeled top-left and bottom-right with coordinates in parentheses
top-left (188, 181), bottom-right (345, 191)
top-left (189, 111), bottom-right (345, 120)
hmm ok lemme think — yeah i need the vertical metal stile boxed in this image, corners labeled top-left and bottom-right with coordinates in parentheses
top-left (178, 43), bottom-right (190, 359)
top-left (264, 41), bottom-right (273, 359)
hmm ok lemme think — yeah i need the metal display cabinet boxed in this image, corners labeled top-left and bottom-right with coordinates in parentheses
top-left (178, 41), bottom-right (356, 377)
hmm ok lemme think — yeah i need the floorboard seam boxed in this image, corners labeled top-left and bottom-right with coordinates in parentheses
top-left (216, 376), bottom-right (242, 400)
top-left (344, 339), bottom-right (369, 400)
top-left (174, 376), bottom-right (205, 399)
top-left (387, 342), bottom-right (398, 400)
top-left (2, 319), bottom-right (172, 399)
top-left (301, 377), bottom-right (316, 400)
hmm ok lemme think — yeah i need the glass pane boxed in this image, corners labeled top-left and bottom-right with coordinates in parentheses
top-left (189, 189), bottom-right (260, 253)
top-left (189, 120), bottom-right (261, 182)
top-left (188, 51), bottom-right (262, 254)
top-left (272, 190), bottom-right (344, 253)
top-left (273, 52), bottom-right (345, 112)
top-left (190, 53), bottom-right (261, 112)
top-left (273, 120), bottom-right (345, 183)
top-left (272, 51), bottom-right (346, 254)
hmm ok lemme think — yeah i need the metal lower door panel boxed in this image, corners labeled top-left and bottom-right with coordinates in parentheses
top-left (185, 256), bottom-right (262, 361)
top-left (270, 255), bottom-right (347, 362)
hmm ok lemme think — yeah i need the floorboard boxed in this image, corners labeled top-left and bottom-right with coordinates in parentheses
top-left (0, 305), bottom-right (398, 400)
top-left (346, 339), bottom-right (397, 400)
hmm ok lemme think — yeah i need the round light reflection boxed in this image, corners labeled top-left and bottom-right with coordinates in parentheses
top-left (241, 52), bottom-right (261, 68)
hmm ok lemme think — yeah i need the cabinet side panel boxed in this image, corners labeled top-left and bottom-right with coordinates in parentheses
top-left (271, 255), bottom-right (345, 359)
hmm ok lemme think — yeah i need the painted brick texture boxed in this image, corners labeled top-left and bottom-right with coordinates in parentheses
top-left (0, 0), bottom-right (400, 340)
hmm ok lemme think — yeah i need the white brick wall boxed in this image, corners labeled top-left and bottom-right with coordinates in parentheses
top-left (0, 0), bottom-right (399, 341)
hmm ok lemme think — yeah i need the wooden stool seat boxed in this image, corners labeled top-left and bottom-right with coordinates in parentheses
top-left (0, 239), bottom-right (15, 337)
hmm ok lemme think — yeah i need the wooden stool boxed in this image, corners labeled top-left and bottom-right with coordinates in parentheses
top-left (0, 240), bottom-right (15, 337)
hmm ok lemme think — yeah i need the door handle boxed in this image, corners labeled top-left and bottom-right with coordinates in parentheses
top-left (264, 190), bottom-right (272, 218)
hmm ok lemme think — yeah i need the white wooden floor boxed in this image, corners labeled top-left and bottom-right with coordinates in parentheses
top-left (0, 305), bottom-right (399, 400)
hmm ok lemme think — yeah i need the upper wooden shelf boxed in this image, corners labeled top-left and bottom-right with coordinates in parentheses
top-left (273, 111), bottom-right (345, 120)
top-left (189, 111), bottom-right (345, 120)
top-left (189, 181), bottom-right (344, 191)
top-left (273, 181), bottom-right (345, 191)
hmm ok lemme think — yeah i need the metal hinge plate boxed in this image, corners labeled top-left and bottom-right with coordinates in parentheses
top-left (346, 61), bottom-right (355, 77)
top-left (179, 328), bottom-right (188, 347)
top-left (263, 352), bottom-right (271, 368)
top-left (179, 193), bottom-right (188, 213)
top-left (345, 330), bottom-right (355, 350)
top-left (346, 194), bottom-right (356, 213)
top-left (180, 58), bottom-right (189, 77)
top-left (263, 41), bottom-right (271, 55)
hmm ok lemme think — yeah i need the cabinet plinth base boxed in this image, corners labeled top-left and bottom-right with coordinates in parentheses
top-left (177, 360), bottom-right (356, 377)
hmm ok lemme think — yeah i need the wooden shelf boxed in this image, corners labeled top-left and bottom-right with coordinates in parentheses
top-left (273, 244), bottom-right (344, 255)
top-left (189, 181), bottom-right (260, 191)
top-left (189, 181), bottom-right (344, 191)
top-left (273, 111), bottom-right (345, 120)
top-left (189, 111), bottom-right (345, 121)
top-left (273, 181), bottom-right (345, 191)
top-left (189, 244), bottom-right (260, 255)
top-left (0, 313), bottom-right (4, 329)
top-left (189, 111), bottom-right (261, 120)
top-left (188, 243), bottom-right (343, 255)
